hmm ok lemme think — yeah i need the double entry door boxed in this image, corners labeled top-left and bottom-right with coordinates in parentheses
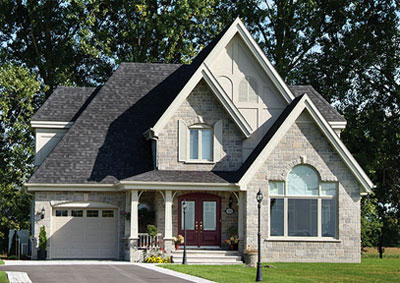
top-left (178, 193), bottom-right (221, 247)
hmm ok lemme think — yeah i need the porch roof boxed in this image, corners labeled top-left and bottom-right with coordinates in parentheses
top-left (121, 170), bottom-right (237, 184)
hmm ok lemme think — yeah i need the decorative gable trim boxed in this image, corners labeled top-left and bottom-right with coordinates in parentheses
top-left (152, 17), bottom-right (296, 138)
top-left (239, 94), bottom-right (374, 194)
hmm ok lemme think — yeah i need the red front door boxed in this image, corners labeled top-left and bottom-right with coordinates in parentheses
top-left (178, 193), bottom-right (221, 247)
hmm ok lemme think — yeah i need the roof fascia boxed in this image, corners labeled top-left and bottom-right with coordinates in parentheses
top-left (120, 181), bottom-right (239, 191)
top-left (203, 18), bottom-right (295, 104)
top-left (31, 121), bottom-right (73, 129)
top-left (25, 182), bottom-right (118, 192)
top-left (329, 121), bottom-right (347, 129)
top-left (239, 94), bottom-right (373, 194)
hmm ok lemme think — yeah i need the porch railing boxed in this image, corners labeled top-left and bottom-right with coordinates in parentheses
top-left (138, 233), bottom-right (163, 249)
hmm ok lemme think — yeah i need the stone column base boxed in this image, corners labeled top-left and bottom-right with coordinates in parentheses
top-left (163, 238), bottom-right (173, 255)
top-left (129, 238), bottom-right (143, 262)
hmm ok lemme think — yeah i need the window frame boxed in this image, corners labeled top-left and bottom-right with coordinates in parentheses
top-left (187, 124), bottom-right (213, 162)
top-left (269, 166), bottom-right (338, 240)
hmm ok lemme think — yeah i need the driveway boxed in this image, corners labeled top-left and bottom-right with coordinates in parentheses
top-left (0, 263), bottom-right (192, 283)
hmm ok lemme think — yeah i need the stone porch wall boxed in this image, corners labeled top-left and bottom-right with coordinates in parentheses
top-left (245, 113), bottom-right (362, 263)
top-left (33, 191), bottom-right (126, 259)
top-left (157, 80), bottom-right (243, 171)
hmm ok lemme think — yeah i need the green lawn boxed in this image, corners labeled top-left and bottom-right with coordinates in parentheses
top-left (0, 272), bottom-right (7, 283)
top-left (161, 258), bottom-right (400, 283)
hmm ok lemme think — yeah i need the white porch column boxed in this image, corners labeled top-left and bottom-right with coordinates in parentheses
top-left (164, 190), bottom-right (173, 253)
top-left (238, 191), bottom-right (245, 252)
top-left (129, 190), bottom-right (140, 262)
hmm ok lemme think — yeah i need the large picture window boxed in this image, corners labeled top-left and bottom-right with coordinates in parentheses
top-left (269, 165), bottom-right (337, 238)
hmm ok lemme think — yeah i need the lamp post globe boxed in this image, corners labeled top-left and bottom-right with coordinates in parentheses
top-left (256, 189), bottom-right (263, 282)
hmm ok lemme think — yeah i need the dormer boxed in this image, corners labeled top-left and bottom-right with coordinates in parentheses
top-left (31, 86), bottom-right (97, 166)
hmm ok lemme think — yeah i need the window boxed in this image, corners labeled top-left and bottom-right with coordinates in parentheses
top-left (189, 125), bottom-right (213, 161)
top-left (102, 210), bottom-right (114, 218)
top-left (71, 210), bottom-right (83, 217)
top-left (86, 210), bottom-right (99, 217)
top-left (56, 210), bottom-right (68, 217)
top-left (269, 165), bottom-right (337, 238)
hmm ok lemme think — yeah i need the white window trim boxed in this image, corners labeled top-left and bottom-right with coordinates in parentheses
top-left (269, 178), bottom-right (339, 241)
top-left (186, 124), bottom-right (214, 163)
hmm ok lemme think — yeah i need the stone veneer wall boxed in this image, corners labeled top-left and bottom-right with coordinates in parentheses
top-left (245, 113), bottom-right (362, 263)
top-left (157, 80), bottom-right (243, 171)
top-left (34, 191), bottom-right (126, 259)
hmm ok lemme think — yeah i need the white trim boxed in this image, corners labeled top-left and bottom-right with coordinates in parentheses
top-left (329, 121), bottom-right (347, 129)
top-left (265, 237), bottom-right (341, 243)
top-left (51, 201), bottom-right (119, 209)
top-left (121, 181), bottom-right (239, 192)
top-left (31, 121), bottom-right (73, 129)
top-left (239, 94), bottom-right (374, 194)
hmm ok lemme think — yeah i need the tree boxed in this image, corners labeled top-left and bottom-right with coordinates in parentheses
top-left (0, 64), bottom-right (42, 253)
top-left (0, 0), bottom-right (229, 96)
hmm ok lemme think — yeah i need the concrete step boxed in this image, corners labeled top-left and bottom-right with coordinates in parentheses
top-left (171, 249), bottom-right (243, 265)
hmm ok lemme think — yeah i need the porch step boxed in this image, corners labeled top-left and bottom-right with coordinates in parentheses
top-left (171, 249), bottom-right (243, 265)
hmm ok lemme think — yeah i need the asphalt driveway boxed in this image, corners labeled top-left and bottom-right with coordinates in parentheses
top-left (0, 264), bottom-right (191, 283)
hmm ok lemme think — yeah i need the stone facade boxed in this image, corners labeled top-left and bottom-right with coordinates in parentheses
top-left (244, 113), bottom-right (361, 262)
top-left (157, 80), bottom-right (243, 171)
top-left (33, 191), bottom-right (126, 259)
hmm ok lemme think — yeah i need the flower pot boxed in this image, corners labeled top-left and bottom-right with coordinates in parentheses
top-left (243, 253), bottom-right (257, 267)
top-left (175, 243), bottom-right (179, 250)
top-left (38, 250), bottom-right (47, 260)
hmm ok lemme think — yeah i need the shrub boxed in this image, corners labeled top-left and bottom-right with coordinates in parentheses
top-left (39, 226), bottom-right (47, 251)
top-left (144, 247), bottom-right (171, 263)
top-left (146, 225), bottom-right (158, 237)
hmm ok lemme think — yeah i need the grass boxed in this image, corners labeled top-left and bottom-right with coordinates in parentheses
top-left (0, 272), bottom-right (7, 283)
top-left (161, 258), bottom-right (400, 283)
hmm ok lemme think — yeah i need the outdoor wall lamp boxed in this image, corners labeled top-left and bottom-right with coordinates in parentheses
top-left (256, 189), bottom-right (264, 282)
top-left (40, 207), bottom-right (45, 219)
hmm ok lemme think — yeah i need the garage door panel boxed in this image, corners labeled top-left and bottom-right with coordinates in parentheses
top-left (51, 208), bottom-right (118, 259)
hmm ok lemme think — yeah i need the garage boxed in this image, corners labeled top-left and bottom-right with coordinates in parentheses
top-left (50, 203), bottom-right (119, 259)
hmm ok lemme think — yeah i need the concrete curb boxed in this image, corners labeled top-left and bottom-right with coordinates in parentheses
top-left (3, 260), bottom-right (135, 266)
top-left (135, 263), bottom-right (216, 283)
top-left (5, 272), bottom-right (32, 283)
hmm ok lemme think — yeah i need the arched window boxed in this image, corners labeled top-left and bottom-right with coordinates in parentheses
top-left (269, 165), bottom-right (337, 238)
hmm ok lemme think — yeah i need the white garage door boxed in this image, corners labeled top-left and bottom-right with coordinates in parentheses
top-left (51, 208), bottom-right (118, 259)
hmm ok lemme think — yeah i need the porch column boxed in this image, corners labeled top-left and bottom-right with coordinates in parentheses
top-left (129, 190), bottom-right (141, 262)
top-left (238, 191), bottom-right (245, 252)
top-left (164, 190), bottom-right (173, 253)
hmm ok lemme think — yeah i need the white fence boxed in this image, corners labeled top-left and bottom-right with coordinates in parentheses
top-left (138, 233), bottom-right (163, 248)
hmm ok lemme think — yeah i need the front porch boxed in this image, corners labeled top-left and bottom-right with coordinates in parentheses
top-left (123, 190), bottom-right (245, 262)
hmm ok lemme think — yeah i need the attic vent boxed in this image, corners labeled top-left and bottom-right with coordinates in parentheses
top-left (239, 77), bottom-right (258, 103)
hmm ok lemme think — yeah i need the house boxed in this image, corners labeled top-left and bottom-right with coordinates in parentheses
top-left (26, 18), bottom-right (373, 263)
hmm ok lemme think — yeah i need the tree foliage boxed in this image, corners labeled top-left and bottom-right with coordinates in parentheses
top-left (0, 64), bottom-right (42, 252)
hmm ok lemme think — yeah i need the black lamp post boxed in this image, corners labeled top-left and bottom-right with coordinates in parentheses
top-left (256, 189), bottom-right (264, 282)
top-left (182, 200), bottom-right (188, 265)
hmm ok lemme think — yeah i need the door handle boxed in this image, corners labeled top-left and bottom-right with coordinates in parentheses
top-left (195, 221), bottom-right (198, 231)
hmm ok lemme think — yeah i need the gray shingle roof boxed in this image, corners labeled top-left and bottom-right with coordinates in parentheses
top-left (29, 63), bottom-right (186, 184)
top-left (32, 86), bottom-right (97, 122)
top-left (122, 170), bottom-right (236, 183)
top-left (289, 85), bottom-right (345, 122)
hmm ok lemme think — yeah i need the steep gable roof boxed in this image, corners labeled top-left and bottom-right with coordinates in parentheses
top-left (237, 94), bottom-right (373, 193)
